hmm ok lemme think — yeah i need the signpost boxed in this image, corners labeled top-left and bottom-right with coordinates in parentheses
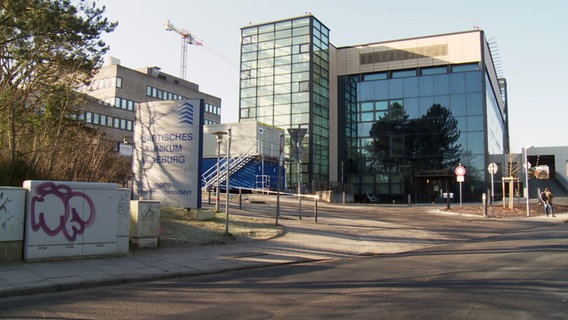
top-left (455, 164), bottom-right (466, 207)
top-left (287, 127), bottom-right (307, 220)
top-left (488, 162), bottom-right (498, 217)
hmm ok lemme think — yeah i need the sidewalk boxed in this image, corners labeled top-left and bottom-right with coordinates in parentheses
top-left (1, 204), bottom-right (566, 299)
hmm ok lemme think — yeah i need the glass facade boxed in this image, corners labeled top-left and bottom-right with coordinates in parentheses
top-left (238, 16), bottom-right (509, 202)
top-left (240, 16), bottom-right (330, 188)
top-left (340, 63), bottom-right (507, 202)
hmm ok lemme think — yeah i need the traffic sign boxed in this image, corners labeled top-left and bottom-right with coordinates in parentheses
top-left (455, 165), bottom-right (466, 176)
top-left (487, 162), bottom-right (498, 175)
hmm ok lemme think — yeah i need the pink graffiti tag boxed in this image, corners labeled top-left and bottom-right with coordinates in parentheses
top-left (30, 182), bottom-right (96, 242)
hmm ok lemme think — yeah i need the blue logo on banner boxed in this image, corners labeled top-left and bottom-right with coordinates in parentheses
top-left (178, 102), bottom-right (194, 125)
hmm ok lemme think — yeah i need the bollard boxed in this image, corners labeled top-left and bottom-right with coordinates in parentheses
top-left (482, 192), bottom-right (488, 217)
top-left (239, 188), bottom-right (242, 210)
top-left (314, 198), bottom-right (318, 223)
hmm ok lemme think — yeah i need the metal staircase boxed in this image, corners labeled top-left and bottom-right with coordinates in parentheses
top-left (202, 144), bottom-right (256, 191)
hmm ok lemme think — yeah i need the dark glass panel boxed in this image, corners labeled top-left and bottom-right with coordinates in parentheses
top-left (467, 131), bottom-right (484, 154)
top-left (403, 77), bottom-right (419, 97)
top-left (358, 82), bottom-right (375, 101)
top-left (433, 74), bottom-right (450, 95)
top-left (465, 72), bottom-right (482, 93)
top-left (467, 115), bottom-right (484, 131)
top-left (418, 76), bottom-right (434, 96)
top-left (466, 93), bottom-right (483, 116)
top-left (389, 78), bottom-right (403, 98)
top-left (404, 98), bottom-right (420, 119)
top-left (373, 80), bottom-right (388, 98)
top-left (449, 73), bottom-right (466, 94)
top-left (450, 94), bottom-right (467, 116)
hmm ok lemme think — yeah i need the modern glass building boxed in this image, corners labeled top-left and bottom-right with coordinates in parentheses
top-left (240, 15), bottom-right (331, 190)
top-left (240, 15), bottom-right (509, 203)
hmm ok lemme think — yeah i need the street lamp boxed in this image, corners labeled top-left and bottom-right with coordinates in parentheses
top-left (211, 131), bottom-right (227, 212)
top-left (224, 128), bottom-right (232, 236)
top-left (523, 145), bottom-right (534, 216)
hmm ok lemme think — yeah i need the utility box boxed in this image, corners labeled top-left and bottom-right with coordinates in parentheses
top-left (23, 180), bottom-right (120, 260)
top-left (116, 188), bottom-right (132, 254)
top-left (0, 187), bottom-right (26, 262)
top-left (130, 200), bottom-right (160, 248)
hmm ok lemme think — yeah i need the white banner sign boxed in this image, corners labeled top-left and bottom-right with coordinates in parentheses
top-left (133, 99), bottom-right (203, 208)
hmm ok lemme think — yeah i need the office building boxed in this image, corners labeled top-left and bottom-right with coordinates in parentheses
top-left (79, 57), bottom-right (222, 143)
top-left (240, 15), bottom-right (331, 191)
top-left (239, 15), bottom-right (508, 202)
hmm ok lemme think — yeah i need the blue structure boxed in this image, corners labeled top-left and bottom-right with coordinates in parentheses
top-left (201, 158), bottom-right (283, 192)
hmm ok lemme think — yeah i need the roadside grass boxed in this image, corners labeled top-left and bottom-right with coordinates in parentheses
top-left (158, 207), bottom-right (283, 247)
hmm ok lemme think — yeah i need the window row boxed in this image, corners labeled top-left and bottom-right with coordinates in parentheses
top-left (81, 112), bottom-right (133, 131)
top-left (204, 119), bottom-right (219, 125)
top-left (241, 62), bottom-right (310, 81)
top-left (205, 103), bottom-right (221, 116)
top-left (357, 71), bottom-right (483, 100)
top-left (84, 77), bottom-right (122, 91)
top-left (356, 94), bottom-right (483, 121)
top-left (362, 63), bottom-right (479, 81)
top-left (100, 97), bottom-right (137, 111)
top-left (242, 17), bottom-right (311, 38)
top-left (146, 86), bottom-right (220, 115)
top-left (146, 86), bottom-right (188, 101)
top-left (242, 43), bottom-right (311, 61)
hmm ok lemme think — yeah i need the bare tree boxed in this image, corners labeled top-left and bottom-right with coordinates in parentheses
top-left (0, 0), bottom-right (117, 185)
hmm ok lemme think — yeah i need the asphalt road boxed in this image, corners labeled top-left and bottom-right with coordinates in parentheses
top-left (1, 201), bottom-right (566, 319)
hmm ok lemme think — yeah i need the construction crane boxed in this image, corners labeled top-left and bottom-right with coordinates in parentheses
top-left (164, 19), bottom-right (202, 80)
top-left (164, 19), bottom-right (237, 80)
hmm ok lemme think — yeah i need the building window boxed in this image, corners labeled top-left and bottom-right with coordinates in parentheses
top-left (363, 73), bottom-right (387, 81)
top-left (392, 69), bottom-right (416, 78)
top-left (452, 63), bottom-right (479, 72)
top-left (241, 70), bottom-right (252, 80)
top-left (421, 66), bottom-right (448, 75)
top-left (299, 80), bottom-right (309, 92)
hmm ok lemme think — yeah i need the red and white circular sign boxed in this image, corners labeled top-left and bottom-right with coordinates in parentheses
top-left (455, 165), bottom-right (466, 176)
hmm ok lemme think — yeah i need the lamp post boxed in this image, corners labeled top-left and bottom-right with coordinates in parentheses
top-left (225, 128), bottom-right (232, 236)
top-left (523, 145), bottom-right (534, 216)
top-left (211, 131), bottom-right (227, 212)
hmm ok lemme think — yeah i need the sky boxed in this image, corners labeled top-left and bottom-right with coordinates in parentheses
top-left (95, 0), bottom-right (568, 153)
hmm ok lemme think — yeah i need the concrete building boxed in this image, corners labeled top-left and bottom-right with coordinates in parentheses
top-left (239, 14), bottom-right (509, 203)
top-left (79, 57), bottom-right (222, 143)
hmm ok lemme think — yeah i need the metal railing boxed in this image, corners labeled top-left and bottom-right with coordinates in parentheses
top-left (202, 144), bottom-right (257, 191)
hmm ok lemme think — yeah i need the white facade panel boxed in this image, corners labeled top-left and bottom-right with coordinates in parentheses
top-left (203, 122), bottom-right (284, 160)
